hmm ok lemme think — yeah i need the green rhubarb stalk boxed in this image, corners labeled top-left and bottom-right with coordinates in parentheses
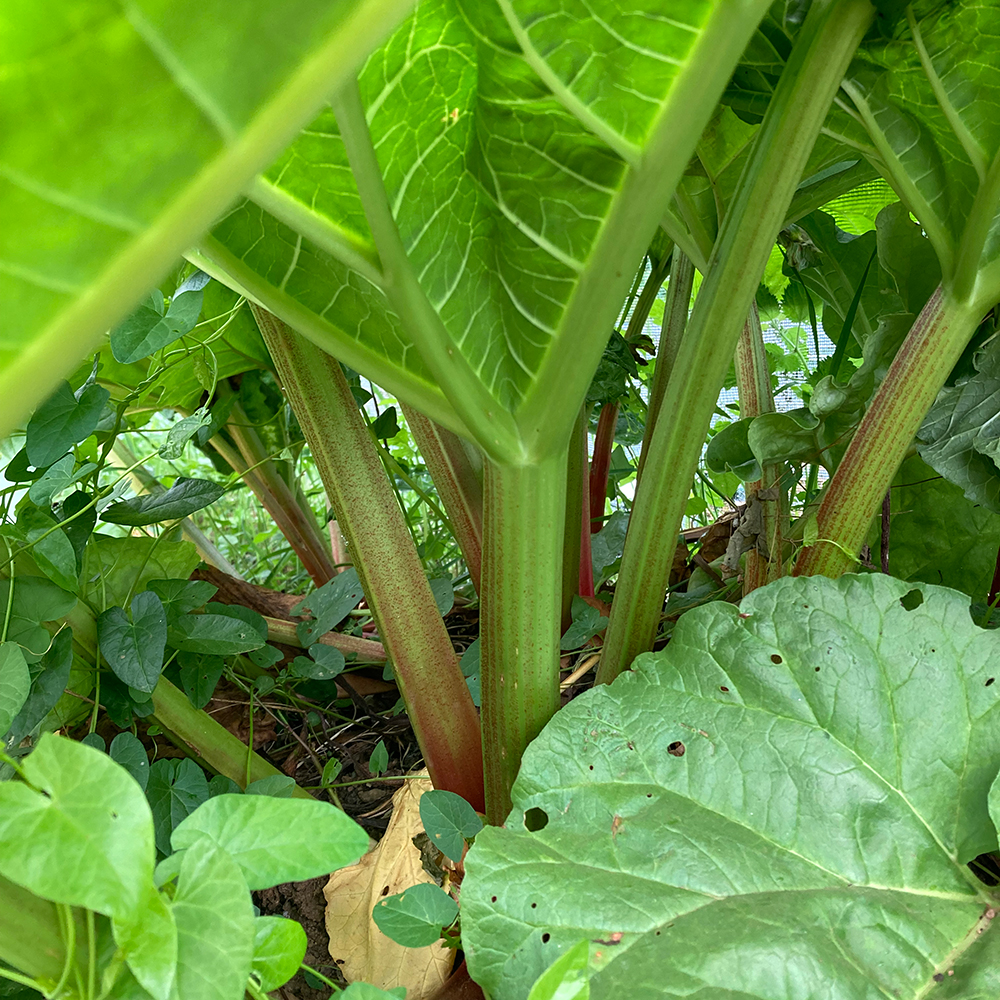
top-left (734, 302), bottom-right (787, 593)
top-left (793, 287), bottom-right (979, 577)
top-left (598, 0), bottom-right (875, 684)
top-left (638, 250), bottom-right (695, 479)
top-left (401, 404), bottom-right (484, 594)
top-left (253, 307), bottom-right (485, 810)
top-left (212, 387), bottom-right (336, 587)
top-left (481, 451), bottom-right (566, 822)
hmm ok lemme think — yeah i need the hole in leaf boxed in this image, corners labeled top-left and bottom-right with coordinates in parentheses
top-left (770, 654), bottom-right (782, 664)
top-left (900, 589), bottom-right (924, 611)
top-left (667, 741), bottom-right (685, 757)
top-left (381, 886), bottom-right (390, 896)
top-left (815, 666), bottom-right (820, 672)
top-left (542, 933), bottom-right (551, 943)
top-left (531, 902), bottom-right (537, 909)
top-left (491, 896), bottom-right (497, 902)
top-left (646, 793), bottom-right (652, 798)
top-left (720, 685), bottom-right (729, 692)
top-left (969, 852), bottom-right (1000, 886)
top-left (524, 807), bottom-right (548, 831)
top-left (988, 678), bottom-right (996, 687)
top-left (589, 765), bottom-right (594, 770)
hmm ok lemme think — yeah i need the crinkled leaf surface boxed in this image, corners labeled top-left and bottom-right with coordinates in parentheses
top-left (0, 0), bottom-right (417, 440)
top-left (918, 342), bottom-right (1000, 514)
top-left (0, 734), bottom-right (155, 921)
top-left (171, 794), bottom-right (368, 890)
top-left (463, 575), bottom-right (1000, 999)
top-left (204, 0), bottom-right (771, 455)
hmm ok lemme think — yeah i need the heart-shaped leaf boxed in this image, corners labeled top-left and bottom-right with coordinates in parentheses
top-left (98, 591), bottom-right (167, 693)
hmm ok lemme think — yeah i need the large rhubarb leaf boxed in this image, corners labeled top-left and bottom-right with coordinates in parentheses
top-left (0, 0), bottom-right (415, 440)
top-left (463, 574), bottom-right (1000, 999)
top-left (201, 0), bottom-right (772, 459)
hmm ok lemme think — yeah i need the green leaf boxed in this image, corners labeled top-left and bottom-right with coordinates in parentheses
top-left (918, 341), bottom-right (1000, 515)
top-left (0, 576), bottom-right (76, 664)
top-left (27, 454), bottom-right (78, 507)
top-left (17, 502), bottom-right (80, 593)
top-left (874, 455), bottom-right (1000, 600)
top-left (171, 794), bottom-right (368, 889)
top-left (147, 579), bottom-right (219, 625)
top-left (428, 577), bottom-right (455, 617)
top-left (419, 789), bottom-right (483, 863)
top-left (252, 915), bottom-right (307, 992)
top-left (178, 650), bottom-right (225, 710)
top-left (590, 511), bottom-right (628, 590)
top-left (528, 940), bottom-right (591, 1000)
top-left (245, 774), bottom-right (296, 798)
top-left (368, 739), bottom-right (388, 777)
top-left (291, 644), bottom-right (345, 681)
top-left (101, 478), bottom-right (226, 526)
top-left (159, 407), bottom-right (212, 460)
top-left (248, 643), bottom-right (284, 670)
top-left (291, 567), bottom-right (365, 645)
top-left (171, 842), bottom-right (255, 1000)
top-left (110, 732), bottom-right (150, 793)
top-left (113, 884), bottom-right (178, 1000)
top-left (559, 596), bottom-right (608, 651)
top-left (111, 279), bottom-right (208, 364)
top-left (25, 381), bottom-right (109, 469)
top-left (340, 985), bottom-right (407, 1000)
top-left (322, 757), bottom-right (343, 786)
top-left (463, 575), bottom-right (1000, 999)
top-left (370, 405), bottom-right (399, 439)
top-left (0, 734), bottom-right (155, 920)
top-left (209, 775), bottom-right (242, 798)
top-left (146, 758), bottom-right (210, 858)
top-left (372, 882), bottom-right (458, 948)
top-left (704, 418), bottom-right (761, 482)
top-left (5, 627), bottom-right (74, 745)
top-left (98, 591), bottom-right (167, 694)
top-left (169, 609), bottom-right (266, 656)
top-left (0, 0), bottom-right (419, 441)
top-left (0, 642), bottom-right (30, 738)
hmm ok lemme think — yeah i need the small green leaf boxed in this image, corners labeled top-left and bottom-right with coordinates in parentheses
top-left (527, 940), bottom-right (591, 1000)
top-left (252, 915), bottom-right (307, 992)
top-left (370, 405), bottom-right (400, 439)
top-left (559, 597), bottom-right (608, 651)
top-left (98, 591), bottom-right (167, 693)
top-left (146, 758), bottom-right (210, 858)
top-left (171, 794), bottom-right (368, 890)
top-left (113, 884), bottom-right (178, 1000)
top-left (148, 579), bottom-right (218, 624)
top-left (369, 739), bottom-right (388, 776)
top-left (111, 281), bottom-right (208, 365)
top-left (169, 609), bottom-right (266, 655)
top-left (0, 642), bottom-right (30, 738)
top-left (248, 644), bottom-right (284, 669)
top-left (27, 454), bottom-right (77, 507)
top-left (322, 757), bottom-right (343, 786)
top-left (246, 774), bottom-right (296, 798)
top-left (0, 576), bottom-right (76, 665)
top-left (160, 408), bottom-right (212, 460)
top-left (590, 511), bottom-right (628, 589)
top-left (0, 734), bottom-right (155, 920)
top-left (291, 644), bottom-right (346, 681)
top-left (705, 418), bottom-right (762, 482)
top-left (26, 381), bottom-right (109, 469)
top-left (292, 567), bottom-right (365, 645)
top-left (178, 651), bottom-right (225, 709)
top-left (429, 577), bottom-right (454, 616)
top-left (372, 883), bottom-right (458, 948)
top-left (101, 478), bottom-right (226, 526)
top-left (419, 789), bottom-right (483, 863)
top-left (110, 732), bottom-right (150, 792)
top-left (340, 985), bottom-right (408, 1000)
top-left (208, 775), bottom-right (242, 797)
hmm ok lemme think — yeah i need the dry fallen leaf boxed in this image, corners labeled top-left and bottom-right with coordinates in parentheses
top-left (325, 774), bottom-right (454, 998)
